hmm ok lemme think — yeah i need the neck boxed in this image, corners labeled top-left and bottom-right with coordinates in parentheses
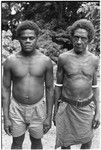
top-left (21, 50), bottom-right (37, 57)
top-left (73, 48), bottom-right (88, 56)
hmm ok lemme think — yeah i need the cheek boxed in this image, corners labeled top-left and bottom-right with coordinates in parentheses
top-left (20, 42), bottom-right (24, 47)
top-left (20, 40), bottom-right (25, 46)
top-left (83, 42), bottom-right (88, 47)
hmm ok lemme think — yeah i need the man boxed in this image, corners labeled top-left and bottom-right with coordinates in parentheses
top-left (2, 20), bottom-right (54, 149)
top-left (53, 19), bottom-right (100, 149)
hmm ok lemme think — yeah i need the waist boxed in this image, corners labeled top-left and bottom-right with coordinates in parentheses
top-left (13, 92), bottom-right (44, 105)
top-left (11, 96), bottom-right (45, 107)
top-left (61, 94), bottom-right (94, 107)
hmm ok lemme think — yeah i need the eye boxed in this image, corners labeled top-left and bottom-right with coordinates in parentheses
top-left (20, 36), bottom-right (35, 40)
top-left (73, 36), bottom-right (88, 42)
top-left (73, 36), bottom-right (79, 41)
top-left (29, 37), bottom-right (35, 40)
top-left (81, 37), bottom-right (88, 41)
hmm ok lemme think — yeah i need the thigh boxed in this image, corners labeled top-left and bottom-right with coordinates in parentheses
top-left (28, 99), bottom-right (46, 139)
top-left (9, 101), bottom-right (26, 137)
top-left (29, 123), bottom-right (43, 139)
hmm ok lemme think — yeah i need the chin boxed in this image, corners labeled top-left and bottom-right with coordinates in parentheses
top-left (22, 50), bottom-right (34, 55)
top-left (75, 49), bottom-right (83, 54)
top-left (77, 51), bottom-right (83, 54)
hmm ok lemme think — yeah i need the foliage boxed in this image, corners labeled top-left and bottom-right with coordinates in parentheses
top-left (1, 1), bottom-right (100, 64)
top-left (1, 1), bottom-right (82, 36)
top-left (2, 30), bottom-right (21, 63)
top-left (77, 2), bottom-right (100, 55)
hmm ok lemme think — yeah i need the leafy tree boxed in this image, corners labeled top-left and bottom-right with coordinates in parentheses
top-left (77, 2), bottom-right (100, 55)
top-left (1, 1), bottom-right (100, 64)
top-left (1, 1), bottom-right (82, 34)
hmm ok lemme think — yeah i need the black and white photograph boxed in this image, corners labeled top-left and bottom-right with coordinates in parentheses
top-left (1, 0), bottom-right (100, 149)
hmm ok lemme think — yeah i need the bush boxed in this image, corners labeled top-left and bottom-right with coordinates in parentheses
top-left (2, 30), bottom-right (21, 63)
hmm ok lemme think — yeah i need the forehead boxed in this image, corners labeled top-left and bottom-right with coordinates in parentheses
top-left (20, 29), bottom-right (36, 37)
top-left (74, 28), bottom-right (88, 37)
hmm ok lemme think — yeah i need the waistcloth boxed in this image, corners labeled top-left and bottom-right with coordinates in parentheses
top-left (9, 96), bottom-right (46, 138)
top-left (61, 94), bottom-right (94, 107)
top-left (55, 95), bottom-right (95, 148)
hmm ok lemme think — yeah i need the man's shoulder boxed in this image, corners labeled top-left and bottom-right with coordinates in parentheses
top-left (3, 53), bottom-right (18, 69)
top-left (88, 51), bottom-right (99, 61)
top-left (37, 52), bottom-right (53, 66)
top-left (4, 53), bottom-right (17, 64)
top-left (59, 50), bottom-right (73, 60)
top-left (88, 51), bottom-right (99, 67)
top-left (37, 52), bottom-right (51, 60)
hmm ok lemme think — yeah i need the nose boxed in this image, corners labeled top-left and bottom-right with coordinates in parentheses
top-left (77, 37), bottom-right (82, 44)
top-left (26, 38), bottom-right (30, 42)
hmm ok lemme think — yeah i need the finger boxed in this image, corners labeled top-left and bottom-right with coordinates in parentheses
top-left (53, 120), bottom-right (56, 126)
top-left (53, 117), bottom-right (56, 126)
top-left (43, 126), bottom-right (49, 133)
top-left (5, 127), bottom-right (11, 136)
top-left (44, 128), bottom-right (49, 134)
top-left (92, 121), bottom-right (100, 129)
top-left (92, 121), bottom-right (97, 129)
top-left (43, 126), bottom-right (50, 134)
top-left (94, 121), bottom-right (100, 129)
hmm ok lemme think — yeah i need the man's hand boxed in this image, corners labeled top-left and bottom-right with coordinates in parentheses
top-left (43, 117), bottom-right (52, 134)
top-left (4, 118), bottom-right (12, 136)
top-left (92, 113), bottom-right (100, 129)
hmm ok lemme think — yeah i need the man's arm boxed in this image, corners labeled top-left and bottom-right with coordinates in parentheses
top-left (92, 57), bottom-right (100, 129)
top-left (53, 55), bottom-right (64, 125)
top-left (43, 58), bottom-right (54, 133)
top-left (2, 58), bottom-right (12, 135)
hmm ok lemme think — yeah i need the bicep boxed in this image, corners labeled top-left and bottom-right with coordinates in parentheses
top-left (92, 58), bottom-right (99, 85)
top-left (45, 60), bottom-right (53, 88)
top-left (92, 72), bottom-right (97, 85)
top-left (3, 61), bottom-right (12, 89)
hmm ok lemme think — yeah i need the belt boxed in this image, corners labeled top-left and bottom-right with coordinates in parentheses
top-left (61, 95), bottom-right (94, 107)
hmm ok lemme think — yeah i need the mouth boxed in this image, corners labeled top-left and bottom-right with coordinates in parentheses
top-left (25, 44), bottom-right (31, 47)
top-left (25, 45), bottom-right (32, 48)
top-left (76, 45), bottom-right (82, 48)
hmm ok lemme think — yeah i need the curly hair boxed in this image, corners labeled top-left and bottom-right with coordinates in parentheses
top-left (16, 20), bottom-right (40, 38)
top-left (70, 19), bottom-right (95, 42)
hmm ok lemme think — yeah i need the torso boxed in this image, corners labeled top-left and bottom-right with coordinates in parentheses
top-left (10, 51), bottom-right (48, 104)
top-left (61, 50), bottom-right (98, 100)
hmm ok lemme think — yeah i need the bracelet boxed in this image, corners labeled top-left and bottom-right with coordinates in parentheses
top-left (54, 83), bottom-right (63, 87)
top-left (92, 85), bottom-right (98, 88)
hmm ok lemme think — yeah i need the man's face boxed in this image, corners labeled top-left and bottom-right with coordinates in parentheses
top-left (73, 28), bottom-right (88, 54)
top-left (19, 29), bottom-right (37, 54)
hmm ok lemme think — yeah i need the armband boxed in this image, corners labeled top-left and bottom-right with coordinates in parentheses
top-left (92, 85), bottom-right (98, 88)
top-left (54, 83), bottom-right (63, 87)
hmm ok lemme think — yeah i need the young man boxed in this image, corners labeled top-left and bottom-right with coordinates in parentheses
top-left (53, 19), bottom-right (100, 149)
top-left (2, 20), bottom-right (54, 149)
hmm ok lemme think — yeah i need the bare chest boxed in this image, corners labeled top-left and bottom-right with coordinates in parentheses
top-left (11, 58), bottom-right (46, 78)
top-left (64, 57), bottom-right (95, 77)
